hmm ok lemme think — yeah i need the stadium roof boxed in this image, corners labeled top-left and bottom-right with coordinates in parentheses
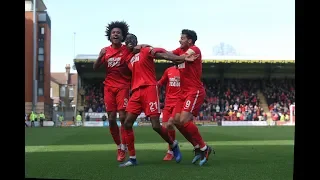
top-left (75, 54), bottom-right (98, 60)
top-left (74, 54), bottom-right (295, 62)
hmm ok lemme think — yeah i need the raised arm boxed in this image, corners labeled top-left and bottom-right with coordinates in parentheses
top-left (93, 48), bottom-right (106, 70)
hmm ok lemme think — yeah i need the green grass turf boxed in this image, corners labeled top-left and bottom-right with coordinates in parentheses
top-left (25, 126), bottom-right (295, 180)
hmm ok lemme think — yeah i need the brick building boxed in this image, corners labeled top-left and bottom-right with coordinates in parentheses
top-left (25, 0), bottom-right (52, 119)
top-left (51, 64), bottom-right (78, 120)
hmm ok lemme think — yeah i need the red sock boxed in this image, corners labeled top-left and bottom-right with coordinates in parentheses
top-left (124, 129), bottom-right (136, 157)
top-left (168, 129), bottom-right (176, 150)
top-left (183, 121), bottom-right (206, 149)
top-left (176, 124), bottom-right (198, 147)
top-left (158, 126), bottom-right (173, 145)
top-left (109, 124), bottom-right (121, 146)
top-left (120, 123), bottom-right (126, 146)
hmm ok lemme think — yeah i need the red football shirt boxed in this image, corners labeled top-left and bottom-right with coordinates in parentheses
top-left (158, 66), bottom-right (181, 106)
top-left (127, 47), bottom-right (157, 91)
top-left (102, 45), bottom-right (131, 89)
top-left (172, 46), bottom-right (204, 92)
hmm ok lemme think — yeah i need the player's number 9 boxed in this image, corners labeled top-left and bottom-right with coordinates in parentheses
top-left (184, 100), bottom-right (191, 109)
top-left (149, 102), bottom-right (158, 112)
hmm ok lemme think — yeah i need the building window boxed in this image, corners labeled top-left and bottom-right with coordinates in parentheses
top-left (39, 47), bottom-right (44, 55)
top-left (38, 13), bottom-right (47, 22)
top-left (38, 88), bottom-right (44, 96)
top-left (60, 86), bottom-right (66, 97)
top-left (69, 87), bottom-right (74, 97)
top-left (38, 67), bottom-right (44, 82)
top-left (41, 27), bottom-right (45, 34)
top-left (39, 67), bottom-right (44, 75)
top-left (39, 75), bottom-right (44, 82)
top-left (38, 61), bottom-right (44, 67)
top-left (38, 55), bottom-right (44, 61)
top-left (38, 38), bottom-right (44, 46)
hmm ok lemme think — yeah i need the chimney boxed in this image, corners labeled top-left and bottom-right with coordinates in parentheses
top-left (66, 64), bottom-right (71, 74)
top-left (65, 64), bottom-right (70, 84)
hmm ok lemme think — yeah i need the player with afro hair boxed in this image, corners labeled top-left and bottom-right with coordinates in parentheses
top-left (93, 20), bottom-right (132, 163)
top-left (105, 21), bottom-right (129, 44)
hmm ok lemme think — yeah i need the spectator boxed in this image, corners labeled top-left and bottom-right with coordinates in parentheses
top-left (102, 114), bottom-right (107, 121)
top-left (86, 114), bottom-right (90, 121)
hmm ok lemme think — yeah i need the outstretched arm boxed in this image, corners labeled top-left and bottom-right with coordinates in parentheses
top-left (132, 44), bottom-right (153, 54)
top-left (150, 48), bottom-right (196, 64)
top-left (155, 52), bottom-right (185, 64)
top-left (93, 48), bottom-right (106, 70)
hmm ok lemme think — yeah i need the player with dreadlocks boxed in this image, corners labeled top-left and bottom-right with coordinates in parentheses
top-left (93, 21), bottom-right (132, 162)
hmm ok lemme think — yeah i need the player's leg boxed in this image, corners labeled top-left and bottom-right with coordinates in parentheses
top-left (177, 90), bottom-right (215, 166)
top-left (161, 106), bottom-right (175, 160)
top-left (104, 86), bottom-right (122, 161)
top-left (172, 109), bottom-right (201, 164)
top-left (149, 114), bottom-right (181, 163)
top-left (119, 89), bottom-right (141, 167)
top-left (143, 86), bottom-right (181, 163)
top-left (167, 106), bottom-right (176, 142)
top-left (166, 117), bottom-right (176, 142)
top-left (172, 100), bottom-right (199, 147)
top-left (116, 87), bottom-right (130, 159)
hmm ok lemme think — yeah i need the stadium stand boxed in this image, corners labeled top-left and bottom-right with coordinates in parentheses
top-left (261, 78), bottom-right (295, 121)
top-left (74, 55), bottom-right (295, 123)
top-left (83, 83), bottom-right (105, 113)
top-left (82, 78), bottom-right (273, 122)
top-left (199, 79), bottom-right (263, 121)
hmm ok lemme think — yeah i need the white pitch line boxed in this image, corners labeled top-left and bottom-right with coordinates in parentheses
top-left (25, 140), bottom-right (294, 153)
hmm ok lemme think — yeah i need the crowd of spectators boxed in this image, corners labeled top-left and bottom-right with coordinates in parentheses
top-left (83, 83), bottom-right (105, 113)
top-left (262, 78), bottom-right (295, 121)
top-left (194, 79), bottom-right (264, 121)
top-left (83, 78), bottom-right (295, 122)
top-left (160, 79), bottom-right (265, 121)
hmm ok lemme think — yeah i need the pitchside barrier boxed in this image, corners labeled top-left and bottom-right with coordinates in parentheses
top-left (25, 119), bottom-right (294, 127)
top-left (25, 121), bottom-right (54, 127)
top-left (84, 112), bottom-right (150, 121)
top-left (82, 121), bottom-right (139, 127)
top-left (30, 105), bottom-right (293, 128)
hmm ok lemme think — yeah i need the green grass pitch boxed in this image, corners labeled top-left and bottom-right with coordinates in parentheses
top-left (25, 126), bottom-right (294, 180)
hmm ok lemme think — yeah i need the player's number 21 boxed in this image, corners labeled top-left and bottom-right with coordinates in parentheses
top-left (149, 102), bottom-right (158, 112)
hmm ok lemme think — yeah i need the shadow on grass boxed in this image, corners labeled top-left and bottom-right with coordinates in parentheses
top-left (25, 126), bottom-right (295, 146)
top-left (25, 145), bottom-right (294, 180)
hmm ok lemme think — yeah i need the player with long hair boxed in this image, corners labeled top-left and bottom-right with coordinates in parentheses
top-left (93, 21), bottom-right (131, 162)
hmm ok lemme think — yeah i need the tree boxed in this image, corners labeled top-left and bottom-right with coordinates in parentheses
top-left (213, 42), bottom-right (238, 56)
